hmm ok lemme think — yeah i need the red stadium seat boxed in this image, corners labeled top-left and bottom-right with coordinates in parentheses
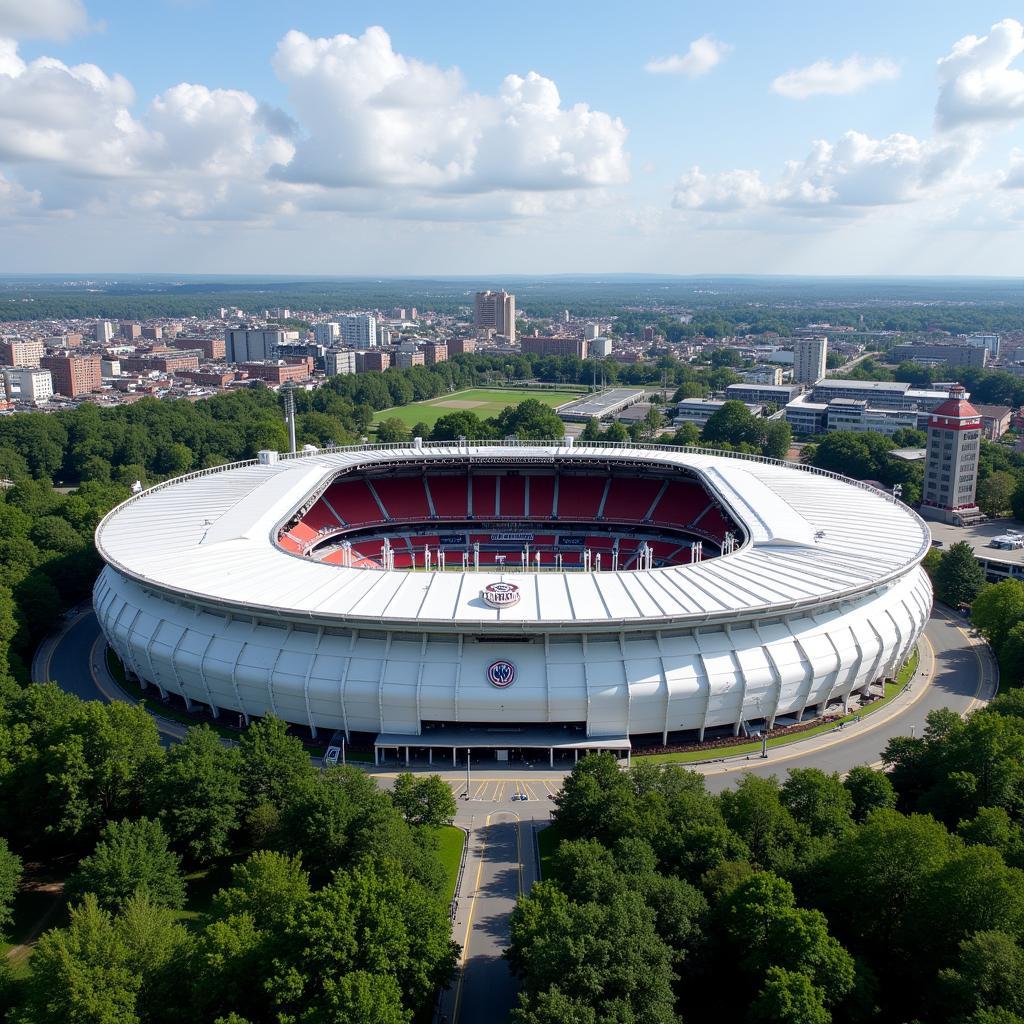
top-left (499, 475), bottom-right (526, 518)
top-left (602, 478), bottom-right (663, 521)
top-left (649, 481), bottom-right (710, 528)
top-left (428, 475), bottom-right (469, 518)
top-left (324, 479), bottom-right (386, 526)
top-left (299, 501), bottom-right (342, 533)
top-left (289, 522), bottom-right (317, 544)
top-left (471, 475), bottom-right (497, 517)
top-left (373, 477), bottom-right (431, 521)
top-left (556, 476), bottom-right (606, 519)
top-left (526, 475), bottom-right (555, 518)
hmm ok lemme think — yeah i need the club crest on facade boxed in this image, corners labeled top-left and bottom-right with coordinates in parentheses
top-left (481, 581), bottom-right (520, 607)
top-left (487, 659), bottom-right (516, 688)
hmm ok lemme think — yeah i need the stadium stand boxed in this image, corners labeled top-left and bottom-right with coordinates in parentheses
top-left (428, 475), bottom-right (469, 518)
top-left (526, 475), bottom-right (555, 517)
top-left (373, 477), bottom-right (431, 521)
top-left (499, 475), bottom-right (526, 518)
top-left (556, 476), bottom-right (607, 519)
top-left (471, 475), bottom-right (497, 517)
top-left (602, 477), bottom-right (664, 521)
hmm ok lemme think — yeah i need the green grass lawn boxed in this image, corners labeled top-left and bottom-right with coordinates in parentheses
top-left (430, 825), bottom-right (467, 904)
top-left (637, 648), bottom-right (921, 766)
top-left (2, 881), bottom-right (70, 978)
top-left (371, 387), bottom-right (583, 431)
top-left (536, 824), bottom-right (560, 880)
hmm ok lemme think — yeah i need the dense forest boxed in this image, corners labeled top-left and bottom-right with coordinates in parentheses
top-left (514, 712), bottom-right (1024, 1024)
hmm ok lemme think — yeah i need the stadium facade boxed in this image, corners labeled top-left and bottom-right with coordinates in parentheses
top-left (94, 442), bottom-right (932, 759)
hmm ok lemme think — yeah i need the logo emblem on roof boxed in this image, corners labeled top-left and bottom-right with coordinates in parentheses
top-left (487, 660), bottom-right (516, 688)
top-left (481, 582), bottom-right (520, 607)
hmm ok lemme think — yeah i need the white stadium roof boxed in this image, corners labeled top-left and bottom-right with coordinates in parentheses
top-left (95, 443), bottom-right (930, 631)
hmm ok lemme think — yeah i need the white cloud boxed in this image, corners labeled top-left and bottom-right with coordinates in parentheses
top-left (771, 55), bottom-right (900, 99)
top-left (674, 130), bottom-right (971, 215)
top-left (272, 27), bottom-right (628, 193)
top-left (936, 18), bottom-right (1024, 130)
top-left (0, 0), bottom-right (87, 40)
top-left (644, 35), bottom-right (731, 78)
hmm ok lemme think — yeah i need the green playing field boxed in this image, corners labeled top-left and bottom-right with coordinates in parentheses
top-left (371, 388), bottom-right (583, 430)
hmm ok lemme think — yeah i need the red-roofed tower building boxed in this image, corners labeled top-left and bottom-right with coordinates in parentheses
top-left (921, 384), bottom-right (983, 525)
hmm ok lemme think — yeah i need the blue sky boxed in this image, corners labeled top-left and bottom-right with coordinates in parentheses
top-left (3, 0), bottom-right (1024, 275)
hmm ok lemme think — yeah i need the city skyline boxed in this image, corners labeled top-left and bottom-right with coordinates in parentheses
top-left (3, 2), bottom-right (1024, 275)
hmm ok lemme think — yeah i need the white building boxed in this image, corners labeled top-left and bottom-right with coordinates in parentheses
top-left (95, 320), bottom-right (114, 345)
top-left (314, 322), bottom-right (340, 346)
top-left (584, 323), bottom-right (601, 341)
top-left (2, 366), bottom-right (53, 404)
top-left (341, 315), bottom-right (378, 350)
top-left (224, 329), bottom-right (286, 363)
top-left (325, 349), bottom-right (357, 376)
top-left (591, 337), bottom-right (613, 357)
top-left (964, 334), bottom-right (1001, 359)
top-left (793, 336), bottom-right (828, 385)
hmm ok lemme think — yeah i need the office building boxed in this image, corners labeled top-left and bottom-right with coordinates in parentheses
top-left (224, 329), bottom-right (285, 363)
top-left (921, 385), bottom-right (983, 525)
top-left (520, 336), bottom-right (588, 359)
top-left (449, 337), bottom-right (476, 356)
top-left (172, 337), bottom-right (226, 360)
top-left (95, 320), bottom-right (114, 344)
top-left (584, 323), bottom-right (601, 341)
top-left (120, 354), bottom-right (200, 375)
top-left (395, 348), bottom-right (425, 369)
top-left (784, 397), bottom-right (828, 435)
top-left (340, 314), bottom-right (377, 350)
top-left (101, 359), bottom-right (121, 377)
top-left (120, 321), bottom-right (141, 341)
top-left (825, 399), bottom-right (919, 437)
top-left (591, 337), bottom-right (613, 358)
top-left (2, 367), bottom-right (53, 404)
top-left (724, 383), bottom-right (802, 406)
top-left (740, 365), bottom-right (784, 386)
top-left (965, 334), bottom-right (1001, 359)
top-left (422, 341), bottom-right (448, 365)
top-left (0, 339), bottom-right (44, 367)
top-left (808, 379), bottom-right (953, 414)
top-left (241, 359), bottom-right (313, 385)
top-left (355, 350), bottom-right (391, 372)
top-left (674, 399), bottom-right (764, 428)
top-left (889, 343), bottom-right (987, 369)
top-left (314, 322), bottom-right (340, 346)
top-left (40, 354), bottom-right (102, 397)
top-left (793, 336), bottom-right (828, 385)
top-left (973, 404), bottom-right (1013, 441)
top-left (474, 290), bottom-right (516, 343)
top-left (142, 326), bottom-right (163, 341)
top-left (325, 349), bottom-right (357, 376)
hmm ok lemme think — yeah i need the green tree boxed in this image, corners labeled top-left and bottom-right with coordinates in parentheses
top-left (934, 540), bottom-right (986, 607)
top-left (1000, 622), bottom-right (1024, 687)
top-left (763, 420), bottom-right (793, 460)
top-left (150, 725), bottom-right (243, 864)
top-left (940, 930), bottom-right (1024, 1021)
top-left (237, 715), bottom-right (315, 811)
top-left (376, 417), bottom-right (412, 444)
top-left (0, 837), bottom-right (21, 934)
top-left (749, 966), bottom-right (830, 1024)
top-left (702, 401), bottom-right (767, 448)
top-left (214, 850), bottom-right (310, 932)
top-left (719, 775), bottom-right (806, 874)
top-left (390, 773), bottom-right (457, 828)
top-left (780, 768), bottom-right (854, 840)
top-left (66, 817), bottom-right (185, 911)
top-left (843, 765), bottom-right (896, 823)
top-left (979, 471), bottom-right (1019, 517)
top-left (972, 580), bottom-right (1024, 652)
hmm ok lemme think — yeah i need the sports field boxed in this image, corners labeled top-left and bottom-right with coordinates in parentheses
top-left (371, 387), bottom-right (583, 430)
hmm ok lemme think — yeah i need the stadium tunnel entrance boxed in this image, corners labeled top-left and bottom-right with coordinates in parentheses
top-left (372, 724), bottom-right (631, 768)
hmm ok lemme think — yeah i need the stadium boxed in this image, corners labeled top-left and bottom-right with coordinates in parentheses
top-left (93, 441), bottom-right (932, 763)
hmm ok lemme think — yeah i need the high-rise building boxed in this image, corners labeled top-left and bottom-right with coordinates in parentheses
top-left (120, 321), bottom-right (141, 341)
top-left (793, 336), bottom-right (828, 385)
top-left (224, 329), bottom-right (285, 363)
top-left (314, 322), bottom-right (340, 346)
top-left (95, 320), bottom-right (114, 344)
top-left (584, 323), bottom-right (600, 341)
top-left (0, 339), bottom-right (44, 367)
top-left (355, 350), bottom-right (391, 372)
top-left (422, 341), bottom-right (447, 365)
top-left (921, 384), bottom-right (983, 525)
top-left (2, 367), bottom-right (53, 404)
top-left (341, 315), bottom-right (377, 349)
top-left (591, 337), bottom-right (613, 358)
top-left (395, 349), bottom-right (425, 368)
top-left (325, 349), bottom-right (356, 376)
top-left (40, 354), bottom-right (102, 397)
top-left (449, 337), bottom-right (476, 356)
top-left (142, 326), bottom-right (163, 341)
top-left (474, 290), bottom-right (516, 343)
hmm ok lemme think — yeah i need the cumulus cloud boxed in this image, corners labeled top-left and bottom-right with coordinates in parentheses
top-left (272, 27), bottom-right (628, 193)
top-left (771, 55), bottom-right (900, 99)
top-left (674, 131), bottom-right (971, 215)
top-left (936, 18), bottom-right (1024, 130)
top-left (0, 0), bottom-right (88, 40)
top-left (645, 35), bottom-right (731, 77)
